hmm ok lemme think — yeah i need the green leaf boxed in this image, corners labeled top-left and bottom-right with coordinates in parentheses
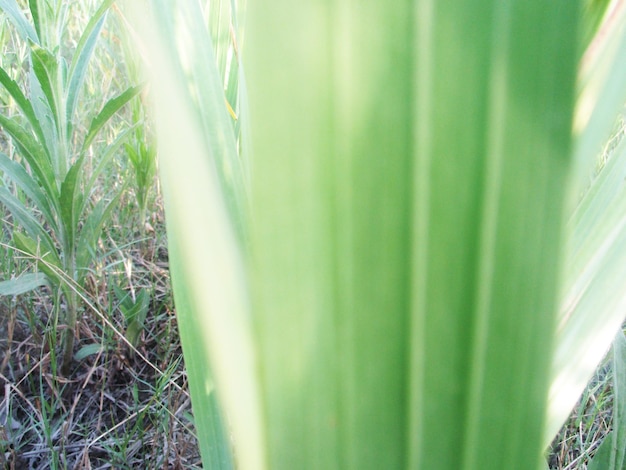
top-left (546, 137), bottom-right (626, 443)
top-left (0, 0), bottom-right (39, 43)
top-left (75, 190), bottom-right (121, 282)
top-left (0, 186), bottom-right (57, 256)
top-left (0, 272), bottom-right (49, 296)
top-left (572, 3), bottom-right (626, 197)
top-left (27, 0), bottom-right (40, 43)
top-left (65, 0), bottom-right (116, 134)
top-left (0, 152), bottom-right (56, 230)
top-left (137, 2), bottom-right (257, 467)
top-left (0, 65), bottom-right (47, 145)
top-left (83, 128), bottom-right (134, 204)
top-left (59, 156), bottom-right (85, 253)
top-left (114, 286), bottom-right (151, 349)
top-left (12, 231), bottom-right (63, 287)
top-left (0, 114), bottom-right (58, 200)
top-left (74, 343), bottom-right (106, 361)
top-left (82, 85), bottom-right (143, 152)
top-left (245, 1), bottom-right (578, 469)
top-left (29, 43), bottom-right (60, 132)
top-left (159, 0), bottom-right (248, 242)
top-left (168, 233), bottom-right (236, 469)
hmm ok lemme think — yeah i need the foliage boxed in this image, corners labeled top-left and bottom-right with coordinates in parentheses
top-left (0, 0), bottom-right (140, 373)
top-left (138, 0), bottom-right (626, 469)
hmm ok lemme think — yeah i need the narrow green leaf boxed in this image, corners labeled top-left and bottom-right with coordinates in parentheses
top-left (571, 2), bottom-right (626, 198)
top-left (74, 343), bottom-right (105, 361)
top-left (168, 232), bottom-right (235, 470)
top-left (0, 114), bottom-right (57, 200)
top-left (29, 43), bottom-right (60, 132)
top-left (546, 137), bottom-right (626, 443)
top-left (0, 65), bottom-right (47, 144)
top-left (83, 128), bottom-right (134, 204)
top-left (66, 0), bottom-right (116, 133)
top-left (0, 0), bottom-right (39, 43)
top-left (0, 151), bottom-right (56, 230)
top-left (159, 0), bottom-right (248, 242)
top-left (0, 186), bottom-right (56, 256)
top-left (136, 2), bottom-right (263, 467)
top-left (12, 231), bottom-right (62, 287)
top-left (27, 0), bottom-right (40, 43)
top-left (59, 156), bottom-right (85, 253)
top-left (27, 63), bottom-right (59, 170)
top-left (82, 85), bottom-right (143, 152)
top-left (75, 190), bottom-right (121, 283)
top-left (0, 272), bottom-right (49, 296)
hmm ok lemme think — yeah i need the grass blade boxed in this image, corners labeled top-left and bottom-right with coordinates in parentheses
top-left (81, 85), bottom-right (142, 152)
top-left (0, 0), bottom-right (39, 42)
top-left (12, 231), bottom-right (63, 288)
top-left (0, 186), bottom-right (57, 257)
top-left (0, 151), bottom-right (56, 229)
top-left (75, 190), bottom-right (121, 283)
top-left (0, 65), bottom-right (47, 146)
top-left (65, 0), bottom-right (115, 136)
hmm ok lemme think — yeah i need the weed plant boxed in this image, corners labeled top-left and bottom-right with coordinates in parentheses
top-left (0, 0), bottom-right (140, 373)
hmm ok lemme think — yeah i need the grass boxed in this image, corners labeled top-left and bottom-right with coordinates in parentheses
top-left (0, 209), bottom-right (203, 469)
top-left (0, 1), bottom-right (624, 469)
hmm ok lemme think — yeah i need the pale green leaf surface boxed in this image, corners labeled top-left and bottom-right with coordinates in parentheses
top-left (546, 137), bottom-right (626, 443)
top-left (135, 3), bottom-right (265, 469)
top-left (145, 0), bottom-right (583, 469)
top-left (65, 14), bottom-right (107, 135)
top-left (158, 0), bottom-right (247, 242)
top-left (0, 0), bottom-right (38, 42)
top-left (0, 272), bottom-right (49, 296)
top-left (246, 1), bottom-right (577, 469)
top-left (572, 0), bottom-right (626, 200)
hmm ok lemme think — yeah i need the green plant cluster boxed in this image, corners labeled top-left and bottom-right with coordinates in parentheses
top-left (0, 0), bottom-right (149, 374)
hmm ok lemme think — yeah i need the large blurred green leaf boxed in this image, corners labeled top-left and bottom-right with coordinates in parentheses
top-left (138, 0), bottom-right (625, 469)
top-left (134, 1), bottom-right (262, 468)
top-left (246, 1), bottom-right (577, 469)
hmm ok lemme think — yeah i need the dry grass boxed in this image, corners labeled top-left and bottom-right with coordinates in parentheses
top-left (0, 205), bottom-right (202, 469)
